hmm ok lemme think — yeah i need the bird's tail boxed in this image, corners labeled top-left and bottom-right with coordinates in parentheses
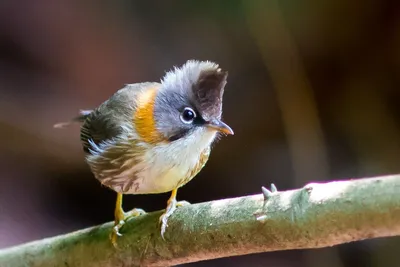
top-left (53, 110), bottom-right (92, 129)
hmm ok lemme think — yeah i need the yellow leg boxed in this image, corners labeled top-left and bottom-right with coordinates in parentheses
top-left (159, 188), bottom-right (190, 239)
top-left (168, 188), bottom-right (178, 205)
top-left (111, 193), bottom-right (145, 247)
top-left (114, 193), bottom-right (124, 225)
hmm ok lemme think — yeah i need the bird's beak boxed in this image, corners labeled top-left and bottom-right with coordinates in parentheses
top-left (207, 119), bottom-right (234, 135)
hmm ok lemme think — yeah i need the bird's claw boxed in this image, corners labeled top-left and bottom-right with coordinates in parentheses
top-left (125, 208), bottom-right (146, 218)
top-left (176, 200), bottom-right (190, 207)
top-left (111, 222), bottom-right (123, 247)
top-left (114, 229), bottom-right (122, 237)
top-left (113, 222), bottom-right (124, 236)
top-left (110, 208), bottom-right (146, 247)
top-left (159, 200), bottom-right (189, 239)
top-left (160, 214), bottom-right (171, 240)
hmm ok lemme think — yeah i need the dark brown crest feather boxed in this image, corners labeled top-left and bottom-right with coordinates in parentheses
top-left (192, 69), bottom-right (228, 120)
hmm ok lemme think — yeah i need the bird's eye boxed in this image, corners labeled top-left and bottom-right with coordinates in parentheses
top-left (180, 107), bottom-right (196, 124)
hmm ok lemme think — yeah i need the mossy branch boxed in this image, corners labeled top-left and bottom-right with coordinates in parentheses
top-left (1, 175), bottom-right (400, 266)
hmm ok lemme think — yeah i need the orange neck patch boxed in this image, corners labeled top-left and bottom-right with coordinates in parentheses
top-left (134, 86), bottom-right (166, 144)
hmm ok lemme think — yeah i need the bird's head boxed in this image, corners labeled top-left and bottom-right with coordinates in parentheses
top-left (151, 60), bottom-right (233, 146)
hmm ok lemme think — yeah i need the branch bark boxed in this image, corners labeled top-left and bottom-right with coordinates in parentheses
top-left (1, 175), bottom-right (400, 267)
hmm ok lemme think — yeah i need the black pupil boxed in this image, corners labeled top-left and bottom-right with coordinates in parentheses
top-left (183, 109), bottom-right (195, 121)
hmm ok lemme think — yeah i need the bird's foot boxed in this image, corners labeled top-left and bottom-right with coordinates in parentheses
top-left (176, 200), bottom-right (190, 207)
top-left (159, 199), bottom-right (190, 239)
top-left (111, 208), bottom-right (146, 247)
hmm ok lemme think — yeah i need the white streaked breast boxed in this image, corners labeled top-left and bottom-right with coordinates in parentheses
top-left (124, 128), bottom-right (217, 194)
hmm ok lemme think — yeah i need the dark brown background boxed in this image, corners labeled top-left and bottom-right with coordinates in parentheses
top-left (1, 0), bottom-right (400, 266)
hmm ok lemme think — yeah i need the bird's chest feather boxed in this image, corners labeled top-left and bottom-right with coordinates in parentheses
top-left (132, 129), bottom-right (216, 194)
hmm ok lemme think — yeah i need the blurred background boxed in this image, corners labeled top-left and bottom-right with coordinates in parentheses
top-left (1, 0), bottom-right (400, 266)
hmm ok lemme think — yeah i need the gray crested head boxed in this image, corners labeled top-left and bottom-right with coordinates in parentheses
top-left (153, 60), bottom-right (232, 142)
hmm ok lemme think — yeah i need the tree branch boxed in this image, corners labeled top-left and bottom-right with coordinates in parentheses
top-left (1, 175), bottom-right (400, 266)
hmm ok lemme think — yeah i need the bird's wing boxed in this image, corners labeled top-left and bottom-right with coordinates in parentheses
top-left (80, 82), bottom-right (160, 153)
top-left (85, 137), bottom-right (145, 193)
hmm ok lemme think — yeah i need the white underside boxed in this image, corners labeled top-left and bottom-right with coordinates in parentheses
top-left (122, 128), bottom-right (216, 194)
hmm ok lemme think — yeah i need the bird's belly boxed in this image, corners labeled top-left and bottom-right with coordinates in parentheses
top-left (123, 145), bottom-right (211, 195)
top-left (133, 165), bottom-right (190, 194)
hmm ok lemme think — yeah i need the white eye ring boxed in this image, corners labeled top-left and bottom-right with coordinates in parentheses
top-left (180, 107), bottom-right (196, 124)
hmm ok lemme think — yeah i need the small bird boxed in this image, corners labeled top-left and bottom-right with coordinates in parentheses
top-left (55, 60), bottom-right (233, 245)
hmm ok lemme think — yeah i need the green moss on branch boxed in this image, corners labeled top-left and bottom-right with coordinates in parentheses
top-left (1, 175), bottom-right (400, 266)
